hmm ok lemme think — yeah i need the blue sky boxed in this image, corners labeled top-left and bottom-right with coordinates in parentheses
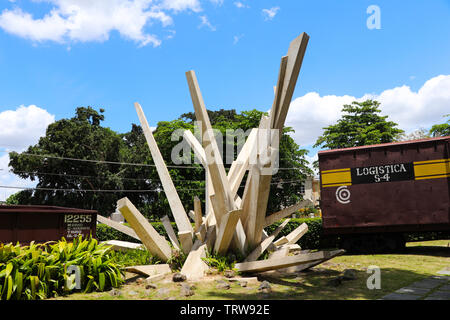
top-left (0, 0), bottom-right (449, 199)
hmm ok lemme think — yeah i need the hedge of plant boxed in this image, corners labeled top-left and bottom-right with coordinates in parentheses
top-left (0, 236), bottom-right (123, 300)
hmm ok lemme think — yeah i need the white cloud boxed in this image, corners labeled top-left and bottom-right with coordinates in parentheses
top-left (160, 0), bottom-right (201, 12)
top-left (285, 92), bottom-right (355, 147)
top-left (209, 0), bottom-right (224, 6)
top-left (233, 33), bottom-right (244, 44)
top-left (0, 8), bottom-right (68, 42)
top-left (285, 75), bottom-right (450, 147)
top-left (234, 1), bottom-right (248, 8)
top-left (0, 0), bottom-right (211, 47)
top-left (166, 29), bottom-right (176, 39)
top-left (0, 105), bottom-right (55, 201)
top-left (198, 15), bottom-right (216, 31)
top-left (0, 105), bottom-right (55, 149)
top-left (262, 6), bottom-right (279, 21)
top-left (0, 153), bottom-right (36, 202)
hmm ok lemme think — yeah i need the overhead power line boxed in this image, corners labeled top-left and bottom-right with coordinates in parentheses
top-left (0, 185), bottom-right (204, 193)
top-left (0, 151), bottom-right (305, 171)
top-left (0, 180), bottom-right (303, 194)
top-left (0, 169), bottom-right (302, 183)
top-left (2, 169), bottom-right (204, 183)
top-left (0, 151), bottom-right (202, 169)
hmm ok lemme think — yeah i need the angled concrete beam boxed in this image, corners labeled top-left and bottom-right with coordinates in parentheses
top-left (286, 222), bottom-right (308, 245)
top-left (270, 55), bottom-right (288, 129)
top-left (278, 249), bottom-right (345, 273)
top-left (178, 230), bottom-right (194, 254)
top-left (124, 264), bottom-right (172, 277)
top-left (204, 224), bottom-right (217, 252)
top-left (264, 200), bottom-right (312, 227)
top-left (286, 244), bottom-right (302, 251)
top-left (274, 33), bottom-right (310, 130)
top-left (227, 128), bottom-right (258, 197)
top-left (117, 197), bottom-right (172, 262)
top-left (244, 218), bottom-right (291, 262)
top-left (135, 102), bottom-right (193, 235)
top-left (182, 130), bottom-right (215, 226)
top-left (273, 223), bottom-right (308, 247)
top-left (205, 210), bottom-right (216, 229)
top-left (235, 249), bottom-right (345, 273)
top-left (188, 210), bottom-right (195, 222)
top-left (214, 209), bottom-right (242, 255)
top-left (242, 164), bottom-right (261, 249)
top-left (239, 164), bottom-right (253, 226)
top-left (209, 192), bottom-right (227, 232)
top-left (253, 172), bottom-right (271, 246)
top-left (261, 229), bottom-right (277, 252)
top-left (193, 196), bottom-right (203, 232)
top-left (195, 223), bottom-right (206, 242)
top-left (161, 215), bottom-right (181, 251)
top-left (96, 214), bottom-right (140, 241)
top-left (185, 71), bottom-right (236, 222)
top-left (101, 240), bottom-right (144, 251)
top-left (268, 245), bottom-right (290, 260)
top-left (273, 236), bottom-right (289, 247)
top-left (242, 117), bottom-right (273, 250)
top-left (183, 130), bottom-right (207, 167)
top-left (180, 239), bottom-right (209, 280)
top-left (230, 219), bottom-right (248, 255)
top-left (205, 168), bottom-right (214, 222)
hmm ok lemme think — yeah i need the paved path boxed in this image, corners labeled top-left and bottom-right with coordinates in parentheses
top-left (382, 272), bottom-right (450, 300)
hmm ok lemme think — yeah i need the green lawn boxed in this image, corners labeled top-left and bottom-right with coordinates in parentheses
top-left (52, 239), bottom-right (450, 300)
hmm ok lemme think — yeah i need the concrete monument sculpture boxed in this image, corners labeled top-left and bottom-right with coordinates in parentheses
top-left (103, 32), bottom-right (344, 280)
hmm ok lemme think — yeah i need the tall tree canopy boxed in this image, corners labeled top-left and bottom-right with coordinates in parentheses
top-left (314, 100), bottom-right (404, 149)
top-left (8, 107), bottom-right (124, 215)
top-left (429, 114), bottom-right (450, 137)
top-left (8, 107), bottom-right (312, 218)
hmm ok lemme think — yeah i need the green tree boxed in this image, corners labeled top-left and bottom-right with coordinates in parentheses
top-left (429, 114), bottom-right (450, 137)
top-left (5, 192), bottom-right (20, 205)
top-left (8, 107), bottom-right (125, 215)
top-left (314, 100), bottom-right (404, 149)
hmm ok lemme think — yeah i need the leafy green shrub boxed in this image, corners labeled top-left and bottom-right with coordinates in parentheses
top-left (110, 249), bottom-right (162, 267)
top-left (167, 249), bottom-right (187, 272)
top-left (296, 206), bottom-right (320, 218)
top-left (96, 224), bottom-right (140, 243)
top-left (0, 236), bottom-right (123, 300)
top-left (202, 251), bottom-right (238, 272)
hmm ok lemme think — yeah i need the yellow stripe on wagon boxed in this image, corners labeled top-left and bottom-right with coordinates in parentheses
top-left (321, 168), bottom-right (352, 187)
top-left (413, 159), bottom-right (450, 180)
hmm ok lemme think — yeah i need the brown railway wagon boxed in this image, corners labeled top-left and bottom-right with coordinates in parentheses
top-left (318, 136), bottom-right (449, 251)
top-left (0, 205), bottom-right (97, 244)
